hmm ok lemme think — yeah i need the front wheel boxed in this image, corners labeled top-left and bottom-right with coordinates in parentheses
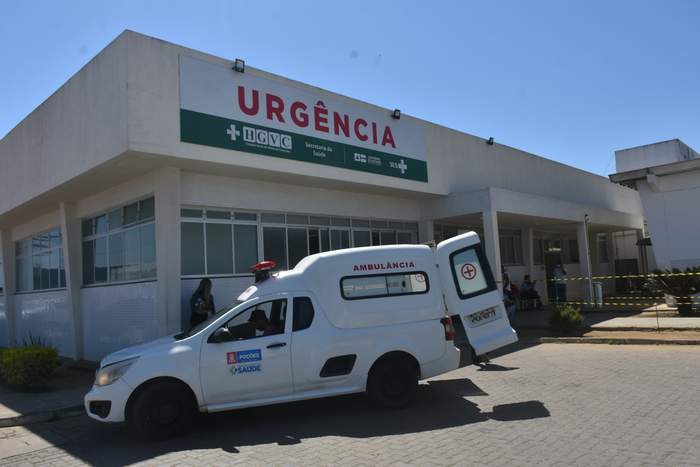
top-left (127, 380), bottom-right (197, 441)
top-left (367, 357), bottom-right (418, 409)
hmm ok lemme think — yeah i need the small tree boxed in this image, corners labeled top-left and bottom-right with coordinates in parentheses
top-left (549, 303), bottom-right (583, 334)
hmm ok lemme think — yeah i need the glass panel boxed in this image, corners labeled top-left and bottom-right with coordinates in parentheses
top-left (388, 221), bottom-right (403, 230)
top-left (309, 216), bottom-right (330, 226)
top-left (14, 258), bottom-right (23, 292)
top-left (181, 223), bottom-right (205, 275)
top-left (308, 228), bottom-right (320, 255)
top-left (371, 231), bottom-right (380, 246)
top-left (82, 240), bottom-right (94, 285)
top-left (59, 249), bottom-right (66, 288)
top-left (206, 210), bottom-right (230, 220)
top-left (181, 208), bottom-right (203, 218)
top-left (405, 222), bottom-right (419, 232)
top-left (451, 248), bottom-right (489, 297)
top-left (109, 232), bottom-right (125, 282)
top-left (397, 232), bottom-right (413, 244)
top-left (234, 224), bottom-right (258, 274)
top-left (123, 228), bottom-right (141, 280)
top-left (380, 231), bottom-right (396, 245)
top-left (32, 254), bottom-right (41, 290)
top-left (320, 228), bottom-right (330, 252)
top-left (94, 237), bottom-right (108, 283)
top-left (287, 214), bottom-right (308, 225)
top-left (341, 276), bottom-right (388, 299)
top-left (123, 203), bottom-right (138, 225)
top-left (386, 273), bottom-right (428, 295)
top-left (261, 213), bottom-right (286, 224)
top-left (292, 297), bottom-right (315, 332)
top-left (263, 226), bottom-right (287, 270)
top-left (95, 215), bottom-right (108, 235)
top-left (40, 252), bottom-right (50, 290)
top-left (81, 219), bottom-right (93, 238)
top-left (140, 223), bottom-right (156, 279)
top-left (234, 212), bottom-right (257, 221)
top-left (353, 230), bottom-right (371, 247)
top-left (287, 228), bottom-right (308, 268)
top-left (32, 234), bottom-right (48, 253)
top-left (331, 230), bottom-right (341, 250)
top-left (371, 220), bottom-right (387, 229)
top-left (331, 217), bottom-right (350, 227)
top-left (351, 219), bottom-right (370, 228)
top-left (139, 197), bottom-right (155, 220)
top-left (206, 223), bottom-right (233, 274)
top-left (108, 209), bottom-right (123, 231)
top-left (49, 248), bottom-right (59, 289)
top-left (49, 229), bottom-right (62, 248)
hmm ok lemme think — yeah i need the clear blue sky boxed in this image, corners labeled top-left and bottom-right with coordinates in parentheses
top-left (1, 0), bottom-right (698, 176)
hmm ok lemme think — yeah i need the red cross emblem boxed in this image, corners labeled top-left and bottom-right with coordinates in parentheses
top-left (461, 263), bottom-right (477, 280)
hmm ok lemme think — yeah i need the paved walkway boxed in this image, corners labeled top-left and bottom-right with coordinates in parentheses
top-left (512, 309), bottom-right (700, 331)
top-left (1, 344), bottom-right (699, 466)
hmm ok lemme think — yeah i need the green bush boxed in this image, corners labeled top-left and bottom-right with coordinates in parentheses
top-left (549, 304), bottom-right (583, 334)
top-left (0, 345), bottom-right (59, 390)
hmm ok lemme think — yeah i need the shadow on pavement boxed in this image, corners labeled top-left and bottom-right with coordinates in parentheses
top-left (45, 377), bottom-right (548, 466)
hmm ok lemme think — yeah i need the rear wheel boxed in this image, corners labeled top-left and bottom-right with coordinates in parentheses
top-left (367, 356), bottom-right (419, 409)
top-left (127, 380), bottom-right (197, 441)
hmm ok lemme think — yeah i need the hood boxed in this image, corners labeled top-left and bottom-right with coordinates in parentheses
top-left (100, 335), bottom-right (175, 367)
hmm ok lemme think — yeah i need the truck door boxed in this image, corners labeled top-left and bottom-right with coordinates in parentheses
top-left (436, 232), bottom-right (518, 355)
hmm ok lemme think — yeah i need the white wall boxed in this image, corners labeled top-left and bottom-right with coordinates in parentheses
top-left (615, 139), bottom-right (698, 173)
top-left (14, 291), bottom-right (74, 357)
top-left (81, 282), bottom-right (159, 362)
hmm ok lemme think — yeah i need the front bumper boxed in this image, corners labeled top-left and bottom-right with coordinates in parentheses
top-left (84, 378), bottom-right (133, 423)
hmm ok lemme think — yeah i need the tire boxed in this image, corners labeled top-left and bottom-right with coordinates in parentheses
top-left (127, 380), bottom-right (197, 441)
top-left (367, 356), bottom-right (418, 409)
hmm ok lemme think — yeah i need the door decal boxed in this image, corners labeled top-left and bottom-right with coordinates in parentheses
top-left (461, 263), bottom-right (477, 280)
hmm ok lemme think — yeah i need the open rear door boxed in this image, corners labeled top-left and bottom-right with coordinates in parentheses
top-left (436, 232), bottom-right (518, 355)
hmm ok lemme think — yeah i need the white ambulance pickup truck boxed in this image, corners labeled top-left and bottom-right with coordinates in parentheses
top-left (85, 232), bottom-right (517, 439)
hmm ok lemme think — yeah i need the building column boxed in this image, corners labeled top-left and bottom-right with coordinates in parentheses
top-left (418, 220), bottom-right (435, 245)
top-left (577, 221), bottom-right (594, 304)
top-left (60, 203), bottom-right (83, 360)
top-left (0, 229), bottom-right (17, 346)
top-left (154, 167), bottom-right (182, 335)
top-left (482, 211), bottom-right (503, 287)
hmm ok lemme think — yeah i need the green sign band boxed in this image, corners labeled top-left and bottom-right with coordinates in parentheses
top-left (180, 109), bottom-right (428, 182)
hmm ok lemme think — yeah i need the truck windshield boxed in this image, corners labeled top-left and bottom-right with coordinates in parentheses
top-left (174, 300), bottom-right (245, 340)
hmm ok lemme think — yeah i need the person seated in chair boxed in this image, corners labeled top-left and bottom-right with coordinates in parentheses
top-left (520, 275), bottom-right (542, 309)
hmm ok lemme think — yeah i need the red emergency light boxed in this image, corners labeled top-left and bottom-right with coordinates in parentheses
top-left (251, 260), bottom-right (277, 283)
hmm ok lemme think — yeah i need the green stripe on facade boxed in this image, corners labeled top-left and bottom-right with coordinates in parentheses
top-left (180, 109), bottom-right (428, 182)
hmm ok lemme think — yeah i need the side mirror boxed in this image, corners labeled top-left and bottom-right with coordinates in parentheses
top-left (209, 327), bottom-right (233, 343)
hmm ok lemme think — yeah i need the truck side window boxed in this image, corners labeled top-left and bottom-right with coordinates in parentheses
top-left (340, 272), bottom-right (429, 300)
top-left (220, 299), bottom-right (287, 340)
top-left (292, 297), bottom-right (315, 331)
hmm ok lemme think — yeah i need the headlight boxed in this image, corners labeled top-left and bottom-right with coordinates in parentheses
top-left (94, 357), bottom-right (138, 387)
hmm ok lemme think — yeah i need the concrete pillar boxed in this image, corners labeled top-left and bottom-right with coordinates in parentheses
top-left (59, 203), bottom-right (83, 360)
top-left (0, 230), bottom-right (17, 346)
top-left (154, 167), bottom-right (182, 335)
top-left (418, 220), bottom-right (435, 245)
top-left (482, 211), bottom-right (503, 287)
top-left (577, 221), bottom-right (594, 304)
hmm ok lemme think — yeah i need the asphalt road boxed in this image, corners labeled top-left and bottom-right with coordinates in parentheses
top-left (1, 343), bottom-right (699, 466)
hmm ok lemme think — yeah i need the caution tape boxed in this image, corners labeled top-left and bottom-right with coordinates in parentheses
top-left (562, 301), bottom-right (695, 307)
top-left (547, 271), bottom-right (700, 282)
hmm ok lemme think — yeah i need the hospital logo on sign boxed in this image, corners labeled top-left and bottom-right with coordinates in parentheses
top-left (226, 124), bottom-right (292, 151)
top-left (227, 349), bottom-right (262, 365)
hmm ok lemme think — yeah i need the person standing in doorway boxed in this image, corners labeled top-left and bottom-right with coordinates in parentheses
top-left (553, 264), bottom-right (568, 303)
top-left (190, 278), bottom-right (216, 327)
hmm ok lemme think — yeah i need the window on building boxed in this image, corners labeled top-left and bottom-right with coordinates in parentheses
top-left (15, 228), bottom-right (66, 292)
top-left (566, 239), bottom-right (580, 263)
top-left (597, 234), bottom-right (609, 263)
top-left (82, 197), bottom-right (156, 286)
top-left (341, 272), bottom-right (429, 300)
top-left (499, 230), bottom-right (523, 265)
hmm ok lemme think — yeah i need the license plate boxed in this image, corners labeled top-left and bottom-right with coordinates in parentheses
top-left (466, 308), bottom-right (498, 327)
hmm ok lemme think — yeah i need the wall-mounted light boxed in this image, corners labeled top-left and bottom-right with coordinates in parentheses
top-left (233, 58), bottom-right (245, 73)
top-left (486, 137), bottom-right (494, 145)
top-left (392, 109), bottom-right (401, 119)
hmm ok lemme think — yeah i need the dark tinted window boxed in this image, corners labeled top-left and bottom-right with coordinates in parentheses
top-left (293, 297), bottom-right (315, 331)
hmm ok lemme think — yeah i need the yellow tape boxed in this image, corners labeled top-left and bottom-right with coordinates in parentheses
top-left (547, 271), bottom-right (700, 282)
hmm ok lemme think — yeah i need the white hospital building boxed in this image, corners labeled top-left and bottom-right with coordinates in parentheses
top-left (0, 31), bottom-right (645, 360)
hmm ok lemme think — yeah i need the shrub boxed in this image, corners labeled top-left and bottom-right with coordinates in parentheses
top-left (0, 345), bottom-right (59, 390)
top-left (549, 304), bottom-right (583, 334)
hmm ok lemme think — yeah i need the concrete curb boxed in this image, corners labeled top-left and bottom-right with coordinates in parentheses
top-left (0, 405), bottom-right (85, 428)
top-left (536, 337), bottom-right (700, 345)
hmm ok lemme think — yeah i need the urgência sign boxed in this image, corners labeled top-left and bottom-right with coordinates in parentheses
top-left (179, 55), bottom-right (428, 182)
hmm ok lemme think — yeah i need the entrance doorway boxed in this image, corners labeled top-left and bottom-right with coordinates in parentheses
top-left (544, 251), bottom-right (563, 302)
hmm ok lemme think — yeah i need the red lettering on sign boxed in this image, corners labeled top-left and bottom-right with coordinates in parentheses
top-left (354, 118), bottom-right (368, 141)
top-left (333, 112), bottom-right (350, 137)
top-left (382, 126), bottom-right (396, 148)
top-left (314, 101), bottom-right (329, 133)
top-left (290, 101), bottom-right (309, 127)
top-left (266, 93), bottom-right (285, 123)
top-left (237, 86), bottom-right (259, 116)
